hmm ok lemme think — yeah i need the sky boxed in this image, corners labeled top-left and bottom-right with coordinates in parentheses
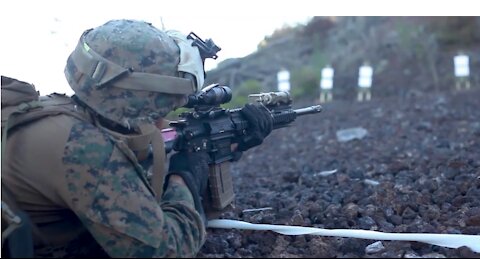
top-left (0, 0), bottom-right (475, 96)
top-left (0, 1), bottom-right (311, 95)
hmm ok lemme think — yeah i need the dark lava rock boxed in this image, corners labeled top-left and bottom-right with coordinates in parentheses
top-left (198, 89), bottom-right (480, 258)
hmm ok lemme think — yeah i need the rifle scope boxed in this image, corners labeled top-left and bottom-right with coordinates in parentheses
top-left (185, 84), bottom-right (232, 108)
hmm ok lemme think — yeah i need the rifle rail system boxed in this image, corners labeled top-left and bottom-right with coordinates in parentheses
top-left (162, 84), bottom-right (322, 211)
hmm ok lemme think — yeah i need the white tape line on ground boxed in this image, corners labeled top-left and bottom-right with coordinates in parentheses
top-left (208, 219), bottom-right (480, 253)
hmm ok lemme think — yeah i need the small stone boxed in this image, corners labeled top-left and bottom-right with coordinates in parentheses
top-left (404, 251), bottom-right (422, 258)
top-left (421, 252), bottom-right (446, 258)
top-left (388, 215), bottom-right (403, 225)
top-left (364, 179), bottom-right (380, 186)
top-left (336, 127), bottom-right (368, 142)
top-left (365, 241), bottom-right (385, 254)
top-left (358, 216), bottom-right (377, 230)
top-left (416, 121), bottom-right (433, 132)
top-left (466, 215), bottom-right (480, 226)
top-left (402, 206), bottom-right (417, 220)
top-left (344, 203), bottom-right (360, 219)
top-left (290, 210), bottom-right (304, 226)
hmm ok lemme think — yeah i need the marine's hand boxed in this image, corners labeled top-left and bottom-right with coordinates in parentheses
top-left (237, 103), bottom-right (273, 151)
top-left (168, 175), bottom-right (187, 186)
top-left (166, 151), bottom-right (210, 222)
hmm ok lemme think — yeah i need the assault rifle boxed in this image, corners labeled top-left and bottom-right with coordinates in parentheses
top-left (161, 84), bottom-right (322, 212)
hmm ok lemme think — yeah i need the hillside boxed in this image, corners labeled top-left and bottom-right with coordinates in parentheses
top-left (205, 17), bottom-right (480, 101)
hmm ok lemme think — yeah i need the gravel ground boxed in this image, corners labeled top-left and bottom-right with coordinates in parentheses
top-left (198, 88), bottom-right (480, 258)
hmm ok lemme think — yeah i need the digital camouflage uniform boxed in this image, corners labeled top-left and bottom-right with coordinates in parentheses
top-left (2, 20), bottom-right (206, 257)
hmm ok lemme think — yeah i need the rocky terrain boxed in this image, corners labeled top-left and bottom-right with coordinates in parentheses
top-left (198, 87), bottom-right (480, 258)
top-left (194, 17), bottom-right (480, 258)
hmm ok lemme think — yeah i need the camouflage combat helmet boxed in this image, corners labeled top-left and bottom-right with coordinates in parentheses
top-left (65, 19), bottom-right (203, 130)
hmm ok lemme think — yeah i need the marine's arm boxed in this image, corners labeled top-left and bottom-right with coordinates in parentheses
top-left (60, 122), bottom-right (205, 257)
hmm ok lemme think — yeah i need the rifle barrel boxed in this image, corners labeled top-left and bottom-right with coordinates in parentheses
top-left (271, 105), bottom-right (322, 129)
top-left (294, 105), bottom-right (323, 116)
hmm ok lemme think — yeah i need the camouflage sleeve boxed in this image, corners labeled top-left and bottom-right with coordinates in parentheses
top-left (61, 122), bottom-right (206, 257)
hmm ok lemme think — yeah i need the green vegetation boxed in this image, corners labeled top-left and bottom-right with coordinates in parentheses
top-left (396, 21), bottom-right (424, 59)
top-left (311, 47), bottom-right (329, 71)
top-left (395, 20), bottom-right (440, 89)
top-left (426, 17), bottom-right (480, 47)
top-left (290, 66), bottom-right (320, 99)
top-left (222, 79), bottom-right (263, 109)
top-left (261, 25), bottom-right (296, 46)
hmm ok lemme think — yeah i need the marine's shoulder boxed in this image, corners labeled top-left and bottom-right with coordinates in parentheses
top-left (63, 119), bottom-right (118, 167)
top-left (68, 119), bottom-right (110, 140)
